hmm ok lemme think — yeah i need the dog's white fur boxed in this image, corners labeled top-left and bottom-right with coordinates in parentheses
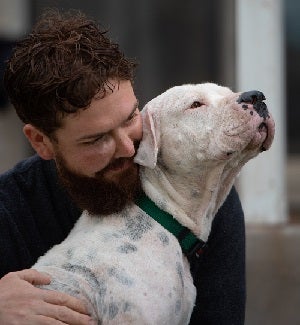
top-left (33, 83), bottom-right (275, 324)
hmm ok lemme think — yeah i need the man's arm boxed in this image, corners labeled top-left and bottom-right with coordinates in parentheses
top-left (0, 269), bottom-right (95, 324)
top-left (0, 206), bottom-right (94, 324)
top-left (0, 156), bottom-right (92, 324)
top-left (189, 187), bottom-right (246, 325)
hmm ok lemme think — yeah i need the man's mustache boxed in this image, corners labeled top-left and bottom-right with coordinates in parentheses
top-left (95, 140), bottom-right (140, 177)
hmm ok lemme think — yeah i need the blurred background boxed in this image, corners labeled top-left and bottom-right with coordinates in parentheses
top-left (0, 0), bottom-right (299, 324)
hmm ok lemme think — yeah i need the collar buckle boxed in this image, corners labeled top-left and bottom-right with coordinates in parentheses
top-left (186, 240), bottom-right (207, 259)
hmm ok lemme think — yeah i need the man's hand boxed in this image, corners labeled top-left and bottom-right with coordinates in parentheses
top-left (0, 269), bottom-right (96, 324)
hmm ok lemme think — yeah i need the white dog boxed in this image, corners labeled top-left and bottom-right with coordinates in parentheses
top-left (33, 83), bottom-right (275, 324)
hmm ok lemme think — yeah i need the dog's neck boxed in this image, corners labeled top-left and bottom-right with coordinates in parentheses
top-left (139, 158), bottom-right (245, 241)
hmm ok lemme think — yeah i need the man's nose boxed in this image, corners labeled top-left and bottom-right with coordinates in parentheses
top-left (114, 130), bottom-right (136, 158)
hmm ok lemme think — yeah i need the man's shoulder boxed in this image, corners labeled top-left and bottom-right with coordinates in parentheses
top-left (0, 155), bottom-right (58, 206)
top-left (0, 155), bottom-right (55, 186)
top-left (0, 154), bottom-right (80, 224)
top-left (1, 154), bottom-right (51, 175)
top-left (0, 157), bottom-right (80, 275)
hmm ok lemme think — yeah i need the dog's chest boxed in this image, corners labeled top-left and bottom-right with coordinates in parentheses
top-left (34, 204), bottom-right (196, 324)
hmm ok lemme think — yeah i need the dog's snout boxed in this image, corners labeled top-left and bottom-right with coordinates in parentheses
top-left (237, 90), bottom-right (269, 119)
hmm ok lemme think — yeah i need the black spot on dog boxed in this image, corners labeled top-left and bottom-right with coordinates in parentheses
top-left (157, 231), bottom-right (170, 246)
top-left (108, 267), bottom-right (134, 287)
top-left (117, 243), bottom-right (138, 254)
top-left (123, 213), bottom-right (153, 241)
top-left (109, 302), bottom-right (119, 319)
top-left (66, 248), bottom-right (74, 260)
top-left (176, 262), bottom-right (184, 289)
top-left (123, 301), bottom-right (132, 313)
top-left (45, 277), bottom-right (81, 299)
top-left (62, 263), bottom-right (107, 298)
top-left (175, 300), bottom-right (182, 315)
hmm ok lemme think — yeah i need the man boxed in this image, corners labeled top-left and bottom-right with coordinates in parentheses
top-left (0, 9), bottom-right (246, 324)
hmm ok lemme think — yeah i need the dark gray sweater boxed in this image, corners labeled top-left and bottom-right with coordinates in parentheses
top-left (0, 155), bottom-right (245, 324)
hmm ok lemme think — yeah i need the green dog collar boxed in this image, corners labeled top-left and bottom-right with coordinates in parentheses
top-left (135, 193), bottom-right (206, 258)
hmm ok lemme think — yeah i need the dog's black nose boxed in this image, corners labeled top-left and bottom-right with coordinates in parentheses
top-left (237, 90), bottom-right (266, 104)
top-left (237, 90), bottom-right (269, 119)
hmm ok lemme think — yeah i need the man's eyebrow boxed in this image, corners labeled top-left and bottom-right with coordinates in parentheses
top-left (76, 101), bottom-right (139, 142)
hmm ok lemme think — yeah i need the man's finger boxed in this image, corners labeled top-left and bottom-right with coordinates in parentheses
top-left (42, 289), bottom-right (90, 315)
top-left (31, 314), bottom-right (66, 324)
top-left (5, 269), bottom-right (51, 285)
top-left (39, 304), bottom-right (95, 325)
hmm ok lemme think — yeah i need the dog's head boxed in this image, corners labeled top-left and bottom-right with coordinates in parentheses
top-left (135, 83), bottom-right (275, 174)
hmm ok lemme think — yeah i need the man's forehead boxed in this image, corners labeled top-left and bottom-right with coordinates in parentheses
top-left (54, 84), bottom-right (138, 139)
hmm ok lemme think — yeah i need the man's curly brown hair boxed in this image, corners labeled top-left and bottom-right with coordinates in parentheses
top-left (4, 9), bottom-right (137, 135)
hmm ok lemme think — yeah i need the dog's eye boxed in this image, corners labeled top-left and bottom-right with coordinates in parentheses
top-left (190, 101), bottom-right (204, 109)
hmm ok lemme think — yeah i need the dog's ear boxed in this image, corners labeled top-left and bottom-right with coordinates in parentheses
top-left (134, 104), bottom-right (160, 169)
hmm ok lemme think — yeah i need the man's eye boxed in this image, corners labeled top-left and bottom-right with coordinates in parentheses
top-left (83, 136), bottom-right (105, 145)
top-left (126, 111), bottom-right (138, 124)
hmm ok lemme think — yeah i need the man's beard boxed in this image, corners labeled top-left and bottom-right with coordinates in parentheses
top-left (56, 154), bottom-right (141, 216)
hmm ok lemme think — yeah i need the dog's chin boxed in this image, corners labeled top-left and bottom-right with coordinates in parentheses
top-left (247, 128), bottom-right (268, 151)
top-left (245, 118), bottom-right (274, 152)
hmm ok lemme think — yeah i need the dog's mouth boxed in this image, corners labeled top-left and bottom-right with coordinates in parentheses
top-left (245, 116), bottom-right (274, 152)
top-left (259, 115), bottom-right (275, 151)
top-left (258, 122), bottom-right (268, 151)
top-left (258, 122), bottom-right (267, 131)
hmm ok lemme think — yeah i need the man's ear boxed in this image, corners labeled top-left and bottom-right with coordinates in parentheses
top-left (23, 124), bottom-right (55, 160)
